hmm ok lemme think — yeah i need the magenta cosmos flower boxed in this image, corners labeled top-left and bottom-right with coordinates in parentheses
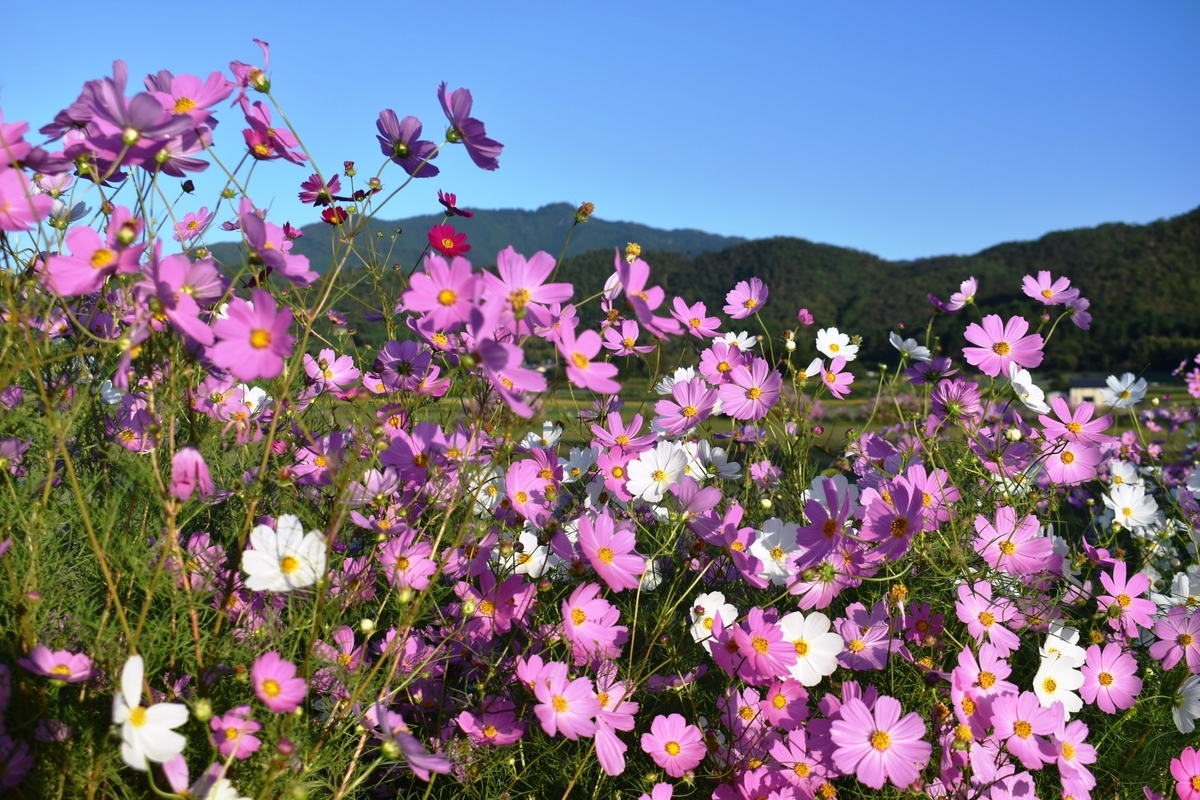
top-left (830, 695), bottom-right (931, 790)
top-left (671, 297), bottom-right (722, 339)
top-left (1041, 438), bottom-right (1101, 485)
top-left (1022, 270), bottom-right (1077, 305)
top-left (962, 314), bottom-right (1044, 377)
top-left (641, 713), bottom-right (705, 778)
top-left (1096, 560), bottom-right (1156, 637)
top-left (42, 224), bottom-right (142, 297)
top-left (210, 289), bottom-right (294, 381)
top-left (210, 705), bottom-right (261, 760)
top-left (18, 646), bottom-right (93, 683)
top-left (654, 377), bottom-right (718, 435)
top-left (718, 356), bottom-right (781, 420)
top-left (724, 278), bottom-right (768, 319)
top-left (821, 356), bottom-right (855, 399)
top-left (170, 446), bottom-right (214, 501)
top-left (0, 169), bottom-right (52, 232)
top-left (1150, 606), bottom-right (1200, 672)
top-left (482, 246), bottom-right (573, 333)
top-left (578, 508), bottom-right (645, 592)
top-left (973, 506), bottom-right (1054, 577)
top-left (991, 691), bottom-right (1060, 770)
top-left (427, 223), bottom-right (470, 258)
top-left (437, 83), bottom-right (503, 170)
top-left (251, 651), bottom-right (307, 713)
top-left (1080, 643), bottom-right (1142, 713)
top-left (401, 253), bottom-right (478, 331)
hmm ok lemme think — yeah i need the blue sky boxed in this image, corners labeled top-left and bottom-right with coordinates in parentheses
top-left (1, 0), bottom-right (1196, 260)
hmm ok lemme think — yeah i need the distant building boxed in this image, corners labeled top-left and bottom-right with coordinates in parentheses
top-left (1068, 377), bottom-right (1110, 408)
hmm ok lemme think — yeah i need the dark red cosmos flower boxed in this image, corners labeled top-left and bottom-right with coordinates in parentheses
top-left (322, 207), bottom-right (348, 225)
top-left (428, 223), bottom-right (470, 257)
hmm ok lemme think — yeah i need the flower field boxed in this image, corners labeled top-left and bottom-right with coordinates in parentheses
top-left (0, 40), bottom-right (1199, 800)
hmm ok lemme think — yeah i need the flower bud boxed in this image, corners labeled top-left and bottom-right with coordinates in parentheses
top-left (397, 587), bottom-right (415, 605)
top-left (343, 161), bottom-right (356, 177)
top-left (359, 618), bottom-right (375, 634)
top-left (574, 202), bottom-right (595, 224)
top-left (381, 740), bottom-right (402, 760)
top-left (760, 498), bottom-right (772, 510)
top-left (192, 698), bottom-right (213, 722)
top-left (812, 425), bottom-right (825, 435)
top-left (181, 179), bottom-right (195, 194)
top-left (277, 737), bottom-right (295, 755)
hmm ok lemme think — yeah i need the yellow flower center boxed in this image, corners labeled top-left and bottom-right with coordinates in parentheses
top-left (279, 555), bottom-right (300, 574)
top-left (999, 540), bottom-right (1016, 556)
top-left (571, 608), bottom-right (586, 626)
top-left (250, 329), bottom-right (271, 349)
top-left (129, 706), bottom-right (147, 728)
top-left (262, 678), bottom-right (281, 697)
top-left (572, 352), bottom-right (589, 369)
top-left (848, 639), bottom-right (865, 653)
top-left (552, 696), bottom-right (568, 713)
top-left (794, 639), bottom-right (809, 656)
top-left (683, 405), bottom-right (699, 418)
top-left (829, 343), bottom-right (840, 353)
top-left (1066, 421), bottom-right (1082, 434)
top-left (978, 671), bottom-right (996, 690)
top-left (665, 741), bottom-right (681, 756)
top-left (1117, 594), bottom-right (1131, 607)
top-left (1014, 720), bottom-right (1032, 739)
top-left (1062, 742), bottom-right (1075, 760)
top-left (747, 387), bottom-right (762, 400)
top-left (1060, 450), bottom-right (1075, 464)
top-left (794, 763), bottom-right (810, 778)
top-left (437, 288), bottom-right (457, 306)
top-left (992, 341), bottom-right (1011, 356)
top-left (870, 730), bottom-right (890, 751)
top-left (478, 600), bottom-right (495, 616)
top-left (1098, 671), bottom-right (1113, 687)
top-left (651, 469), bottom-right (667, 483)
top-left (483, 724), bottom-right (498, 738)
top-left (597, 547), bottom-right (614, 564)
top-left (751, 635), bottom-right (770, 654)
top-left (889, 518), bottom-right (909, 538)
top-left (173, 97), bottom-right (197, 113)
top-left (978, 611), bottom-right (995, 627)
top-left (1042, 677), bottom-right (1057, 693)
top-left (773, 693), bottom-right (787, 709)
top-left (50, 664), bottom-right (72, 676)
top-left (90, 248), bottom-right (117, 269)
top-left (441, 237), bottom-right (455, 250)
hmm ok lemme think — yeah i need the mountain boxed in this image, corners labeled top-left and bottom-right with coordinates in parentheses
top-left (208, 203), bottom-right (745, 272)
top-left (549, 206), bottom-right (1200, 374)
top-left (209, 202), bottom-right (1200, 375)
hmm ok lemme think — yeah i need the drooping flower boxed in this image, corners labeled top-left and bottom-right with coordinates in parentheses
top-left (962, 314), bottom-right (1044, 377)
top-left (829, 695), bottom-right (932, 790)
top-left (241, 514), bottom-right (328, 592)
top-left (112, 655), bottom-right (189, 771)
top-left (437, 83), bottom-right (503, 170)
top-left (928, 276), bottom-right (976, 313)
top-left (170, 446), bottom-right (214, 501)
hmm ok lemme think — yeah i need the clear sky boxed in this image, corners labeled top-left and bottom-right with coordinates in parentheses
top-left (1, 0), bottom-right (1197, 260)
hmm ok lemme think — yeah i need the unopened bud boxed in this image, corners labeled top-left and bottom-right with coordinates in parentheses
top-left (760, 498), bottom-right (772, 509)
top-left (276, 737), bottom-right (295, 755)
top-left (181, 179), bottom-right (195, 194)
top-left (359, 618), bottom-right (375, 634)
top-left (574, 202), bottom-right (595, 224)
top-left (192, 698), bottom-right (213, 722)
top-left (397, 587), bottom-right (415, 604)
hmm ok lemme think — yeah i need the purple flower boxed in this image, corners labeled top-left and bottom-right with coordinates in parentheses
top-left (437, 83), bottom-right (503, 170)
top-left (724, 278), bottom-right (769, 319)
top-left (170, 447), bottom-right (214, 501)
top-left (376, 110), bottom-right (440, 177)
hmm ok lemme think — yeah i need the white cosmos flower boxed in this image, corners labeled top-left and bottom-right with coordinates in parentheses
top-left (626, 440), bottom-right (687, 503)
top-left (639, 559), bottom-right (663, 591)
top-left (241, 514), bottom-right (328, 592)
top-left (795, 357), bottom-right (824, 383)
top-left (721, 331), bottom-right (757, 351)
top-left (748, 518), bottom-right (800, 586)
top-left (1040, 623), bottom-right (1086, 668)
top-left (1032, 656), bottom-right (1084, 719)
top-left (497, 528), bottom-right (551, 578)
top-left (777, 611), bottom-right (844, 686)
top-left (1185, 466), bottom-right (1200, 498)
top-left (112, 655), bottom-right (189, 771)
top-left (521, 421), bottom-right (562, 451)
top-left (689, 592), bottom-right (738, 655)
top-left (1008, 363), bottom-right (1050, 414)
top-left (655, 366), bottom-right (698, 396)
top-left (1108, 460), bottom-right (1143, 488)
top-left (1100, 372), bottom-right (1147, 409)
top-left (815, 327), bottom-right (858, 361)
top-left (1103, 483), bottom-right (1158, 529)
top-left (237, 384), bottom-right (268, 414)
top-left (1174, 675), bottom-right (1200, 734)
top-left (559, 446), bottom-right (599, 484)
top-left (889, 332), bottom-right (931, 363)
top-left (470, 465), bottom-right (504, 516)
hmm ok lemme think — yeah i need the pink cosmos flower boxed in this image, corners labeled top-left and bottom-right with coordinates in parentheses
top-left (1022, 270), bottom-right (1077, 305)
top-left (718, 356), bottom-right (781, 420)
top-left (654, 377), bottom-right (718, 436)
top-left (1080, 643), bottom-right (1142, 713)
top-left (481, 246), bottom-right (572, 327)
top-left (238, 199), bottom-right (318, 287)
top-left (457, 697), bottom-right (525, 746)
top-left (0, 169), bottom-right (53, 232)
top-left (578, 508), bottom-right (645, 592)
top-left (928, 276), bottom-right (977, 313)
top-left (173, 206), bottom-right (213, 241)
top-left (1041, 438), bottom-right (1101, 485)
top-left (829, 695), bottom-right (932, 790)
top-left (297, 172), bottom-right (341, 206)
top-left (1052, 718), bottom-right (1097, 791)
top-left (1038, 397), bottom-right (1114, 445)
top-left (42, 223), bottom-right (142, 297)
top-left (724, 278), bottom-right (768, 319)
top-left (557, 325), bottom-right (621, 395)
top-left (210, 289), bottom-right (294, 381)
top-left (428, 223), bottom-right (470, 258)
top-left (603, 319), bottom-right (655, 356)
top-left (533, 669), bottom-right (599, 740)
top-left (731, 607), bottom-right (797, 685)
top-left (1172, 746), bottom-right (1200, 800)
top-left (797, 307), bottom-right (815, 325)
top-left (251, 652), bottom-right (307, 713)
top-left (18, 646), bottom-right (94, 683)
top-left (991, 691), bottom-right (1060, 770)
top-left (955, 580), bottom-right (1020, 656)
top-left (962, 314), bottom-right (1044, 377)
top-left (562, 583), bottom-right (628, 664)
top-left (641, 713), bottom-right (705, 778)
top-left (210, 705), bottom-right (261, 760)
top-left (402, 253), bottom-right (478, 331)
top-left (821, 356), bottom-right (854, 399)
top-left (973, 506), bottom-right (1055, 577)
top-left (1096, 560), bottom-right (1156, 637)
top-left (1149, 606), bottom-right (1200, 672)
top-left (135, 250), bottom-right (216, 345)
top-left (380, 534), bottom-right (437, 591)
top-left (699, 340), bottom-right (747, 385)
top-left (671, 297), bottom-right (722, 339)
top-left (438, 83), bottom-right (504, 170)
top-left (613, 251), bottom-right (683, 338)
top-left (303, 348), bottom-right (360, 391)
